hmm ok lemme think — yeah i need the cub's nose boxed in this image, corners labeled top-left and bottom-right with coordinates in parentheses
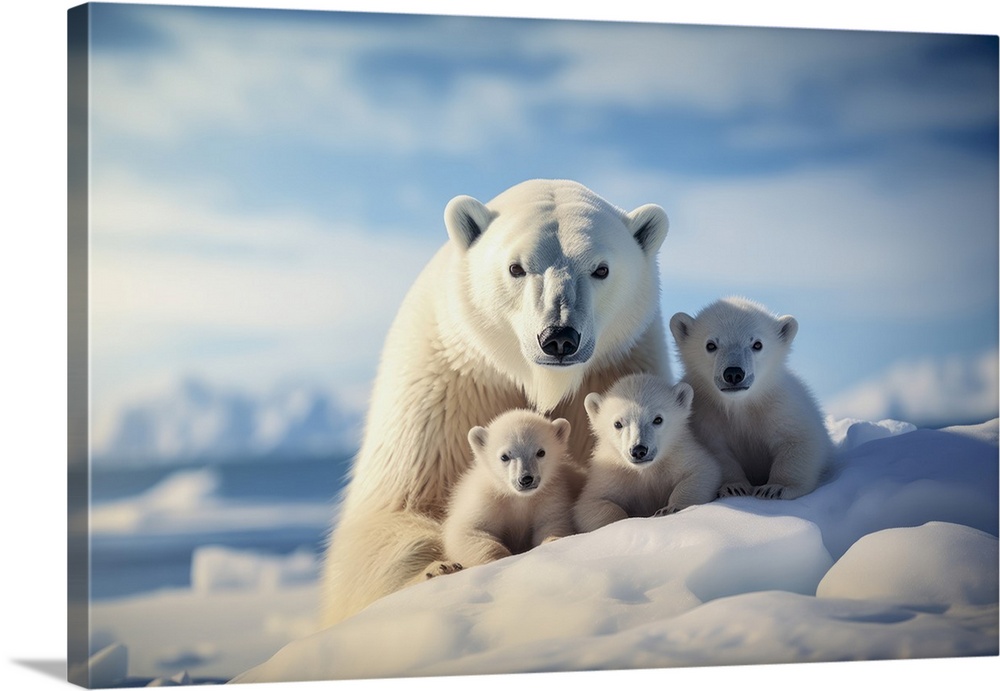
top-left (538, 326), bottom-right (580, 358)
top-left (630, 445), bottom-right (648, 460)
top-left (518, 475), bottom-right (535, 488)
top-left (723, 367), bottom-right (745, 385)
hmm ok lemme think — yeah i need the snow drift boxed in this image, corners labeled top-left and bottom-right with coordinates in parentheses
top-left (230, 418), bottom-right (998, 684)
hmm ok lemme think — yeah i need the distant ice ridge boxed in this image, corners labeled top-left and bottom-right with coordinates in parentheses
top-left (93, 377), bottom-right (363, 464)
top-left (88, 468), bottom-right (332, 536)
top-left (825, 347), bottom-right (999, 427)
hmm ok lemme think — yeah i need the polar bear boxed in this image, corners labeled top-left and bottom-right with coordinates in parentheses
top-left (668, 297), bottom-right (832, 500)
top-left (574, 373), bottom-right (721, 532)
top-left (321, 179), bottom-right (671, 625)
top-left (438, 409), bottom-right (576, 571)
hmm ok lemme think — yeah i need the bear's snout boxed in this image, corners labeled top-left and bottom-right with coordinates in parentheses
top-left (537, 326), bottom-right (580, 359)
top-left (519, 474), bottom-right (535, 487)
top-left (723, 367), bottom-right (745, 386)
top-left (630, 444), bottom-right (649, 461)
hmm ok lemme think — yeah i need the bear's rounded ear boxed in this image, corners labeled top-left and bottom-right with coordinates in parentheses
top-left (669, 312), bottom-right (694, 344)
top-left (625, 204), bottom-right (669, 256)
top-left (445, 195), bottom-right (495, 251)
top-left (551, 418), bottom-right (571, 444)
top-left (673, 382), bottom-right (694, 411)
top-left (583, 392), bottom-right (602, 419)
top-left (777, 315), bottom-right (799, 344)
top-left (468, 426), bottom-right (489, 452)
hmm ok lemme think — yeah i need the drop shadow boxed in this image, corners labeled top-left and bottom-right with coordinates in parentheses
top-left (11, 659), bottom-right (66, 681)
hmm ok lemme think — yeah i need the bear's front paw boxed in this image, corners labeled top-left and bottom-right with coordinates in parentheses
top-left (752, 484), bottom-right (786, 500)
top-left (424, 561), bottom-right (463, 579)
top-left (652, 505), bottom-right (679, 517)
top-left (718, 482), bottom-right (754, 498)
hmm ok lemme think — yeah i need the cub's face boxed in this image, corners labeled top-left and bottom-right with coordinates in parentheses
top-left (444, 181), bottom-right (668, 378)
top-left (670, 299), bottom-right (798, 401)
top-left (468, 412), bottom-right (571, 496)
top-left (585, 380), bottom-right (692, 467)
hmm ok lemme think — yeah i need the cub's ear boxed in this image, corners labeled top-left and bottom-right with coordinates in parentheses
top-left (669, 312), bottom-right (694, 344)
top-left (777, 315), bottom-right (799, 344)
top-left (625, 204), bottom-right (669, 256)
top-left (468, 426), bottom-right (489, 452)
top-left (445, 195), bottom-right (495, 251)
top-left (583, 392), bottom-right (602, 420)
top-left (551, 418), bottom-right (571, 444)
top-left (673, 382), bottom-right (694, 411)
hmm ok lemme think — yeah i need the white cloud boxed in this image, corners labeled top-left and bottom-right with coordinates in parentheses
top-left (89, 9), bottom-right (533, 154)
top-left (88, 7), bottom-right (994, 157)
top-left (585, 155), bottom-right (998, 320)
top-left (88, 170), bottom-right (441, 422)
top-left (825, 348), bottom-right (999, 425)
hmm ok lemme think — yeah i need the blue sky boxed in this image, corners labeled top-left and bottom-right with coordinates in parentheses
top-left (82, 2), bottom-right (998, 444)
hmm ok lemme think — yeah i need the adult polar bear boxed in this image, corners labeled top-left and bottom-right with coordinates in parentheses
top-left (321, 179), bottom-right (671, 625)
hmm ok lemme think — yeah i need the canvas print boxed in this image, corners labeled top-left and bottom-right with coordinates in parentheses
top-left (67, 2), bottom-right (999, 688)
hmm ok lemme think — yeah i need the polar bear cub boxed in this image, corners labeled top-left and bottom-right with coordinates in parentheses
top-left (574, 373), bottom-right (721, 533)
top-left (441, 409), bottom-right (576, 570)
top-left (669, 297), bottom-right (832, 500)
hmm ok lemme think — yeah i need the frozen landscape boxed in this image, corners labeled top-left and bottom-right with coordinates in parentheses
top-left (76, 415), bottom-right (998, 687)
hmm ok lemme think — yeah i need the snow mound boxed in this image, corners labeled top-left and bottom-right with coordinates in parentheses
top-left (818, 522), bottom-right (999, 606)
top-left (233, 418), bottom-right (999, 684)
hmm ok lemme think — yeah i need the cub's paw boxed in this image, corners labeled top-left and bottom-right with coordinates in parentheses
top-left (718, 482), bottom-right (754, 498)
top-left (652, 505), bottom-right (679, 517)
top-left (752, 484), bottom-right (786, 500)
top-left (424, 561), bottom-right (463, 579)
top-left (540, 535), bottom-right (563, 545)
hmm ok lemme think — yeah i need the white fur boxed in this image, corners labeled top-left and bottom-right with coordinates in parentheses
top-left (574, 373), bottom-right (721, 532)
top-left (322, 180), bottom-right (671, 624)
top-left (669, 297), bottom-right (832, 500)
top-left (440, 410), bottom-right (575, 570)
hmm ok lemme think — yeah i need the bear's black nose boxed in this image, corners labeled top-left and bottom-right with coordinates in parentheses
top-left (519, 475), bottom-right (535, 487)
top-left (538, 326), bottom-right (580, 358)
top-left (630, 445), bottom-right (648, 460)
top-left (723, 367), bottom-right (745, 385)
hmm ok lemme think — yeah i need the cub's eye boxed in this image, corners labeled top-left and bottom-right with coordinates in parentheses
top-left (613, 421), bottom-right (623, 430)
top-left (592, 264), bottom-right (609, 280)
top-left (508, 263), bottom-right (526, 277)
top-left (706, 342), bottom-right (717, 353)
top-left (752, 341), bottom-right (763, 351)
top-left (653, 416), bottom-right (663, 425)
top-left (536, 449), bottom-right (545, 458)
top-left (500, 453), bottom-right (510, 463)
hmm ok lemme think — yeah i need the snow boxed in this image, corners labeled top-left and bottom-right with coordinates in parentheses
top-left (92, 377), bottom-right (362, 465)
top-left (191, 546), bottom-right (319, 594)
top-left (83, 418), bottom-right (998, 687)
top-left (826, 348), bottom-right (999, 427)
top-left (88, 468), bottom-right (331, 537)
top-left (817, 523), bottom-right (998, 606)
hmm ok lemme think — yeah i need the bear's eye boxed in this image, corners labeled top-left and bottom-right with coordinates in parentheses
top-left (500, 453), bottom-right (510, 463)
top-left (592, 264), bottom-right (609, 280)
top-left (613, 421), bottom-right (623, 430)
top-left (653, 416), bottom-right (663, 425)
top-left (752, 341), bottom-right (763, 351)
top-left (706, 342), bottom-right (717, 353)
top-left (508, 263), bottom-right (526, 278)
top-left (536, 448), bottom-right (545, 458)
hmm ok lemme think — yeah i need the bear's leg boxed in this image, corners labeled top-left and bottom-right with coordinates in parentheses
top-left (754, 436), bottom-right (824, 500)
top-left (573, 497), bottom-right (629, 533)
top-left (446, 528), bottom-right (513, 568)
top-left (320, 510), bottom-right (444, 626)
